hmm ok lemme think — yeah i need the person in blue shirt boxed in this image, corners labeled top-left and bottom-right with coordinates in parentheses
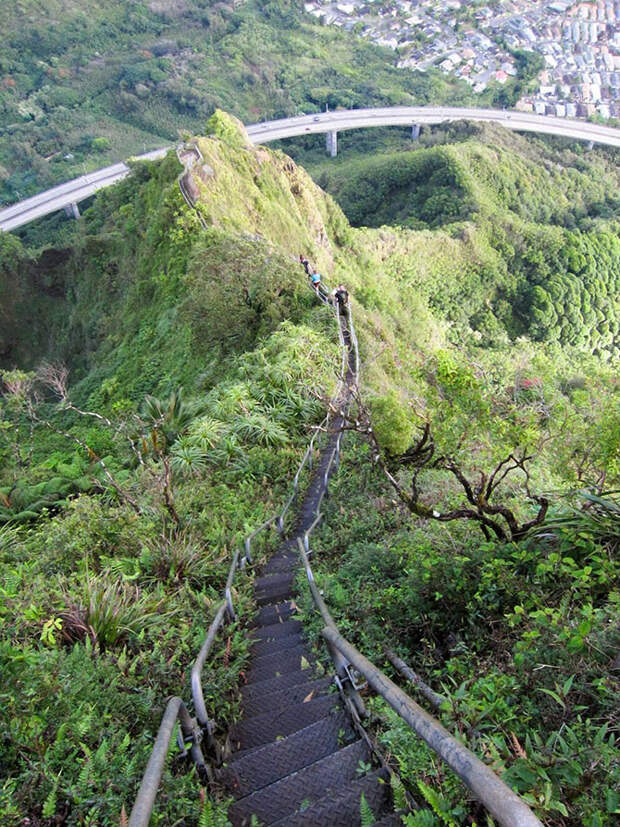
top-left (310, 270), bottom-right (321, 292)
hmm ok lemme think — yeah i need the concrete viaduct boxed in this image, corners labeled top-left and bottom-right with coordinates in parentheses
top-left (1, 106), bottom-right (618, 232)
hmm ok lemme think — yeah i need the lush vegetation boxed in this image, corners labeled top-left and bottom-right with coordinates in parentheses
top-left (0, 114), bottom-right (344, 822)
top-left (1, 113), bottom-right (618, 824)
top-left (0, 0), bottom-right (476, 204)
top-left (298, 123), bottom-right (620, 362)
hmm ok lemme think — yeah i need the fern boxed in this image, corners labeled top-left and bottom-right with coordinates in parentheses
top-left (416, 781), bottom-right (457, 827)
top-left (390, 772), bottom-right (409, 811)
top-left (42, 781), bottom-right (58, 818)
top-left (77, 759), bottom-right (91, 790)
top-left (403, 810), bottom-right (438, 827)
top-left (198, 793), bottom-right (231, 827)
top-left (360, 793), bottom-right (376, 827)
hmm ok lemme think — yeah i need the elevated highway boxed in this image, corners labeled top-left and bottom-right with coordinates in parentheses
top-left (0, 148), bottom-right (168, 233)
top-left (245, 105), bottom-right (620, 150)
top-left (1, 107), bottom-right (618, 232)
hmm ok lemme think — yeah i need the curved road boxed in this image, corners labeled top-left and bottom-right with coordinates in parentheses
top-left (1, 107), bottom-right (618, 232)
top-left (0, 148), bottom-right (168, 233)
top-left (245, 105), bottom-right (620, 146)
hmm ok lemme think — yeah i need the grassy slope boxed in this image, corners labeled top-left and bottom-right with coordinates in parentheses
top-left (0, 116), bottom-right (618, 822)
top-left (0, 116), bottom-right (348, 822)
top-left (0, 0), bottom-right (474, 204)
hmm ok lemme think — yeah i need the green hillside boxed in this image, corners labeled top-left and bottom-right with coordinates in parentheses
top-left (0, 113), bottom-right (618, 824)
top-left (0, 0), bottom-right (474, 204)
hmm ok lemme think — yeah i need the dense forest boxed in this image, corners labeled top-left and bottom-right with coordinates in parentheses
top-left (0, 113), bottom-right (618, 824)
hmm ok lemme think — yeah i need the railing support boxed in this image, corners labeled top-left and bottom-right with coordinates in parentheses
top-left (191, 601), bottom-right (228, 740)
top-left (323, 628), bottom-right (542, 827)
top-left (129, 698), bottom-right (205, 827)
top-left (297, 539), bottom-right (366, 718)
top-left (386, 649), bottom-right (447, 710)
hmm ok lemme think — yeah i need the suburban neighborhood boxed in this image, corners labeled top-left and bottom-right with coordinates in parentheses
top-left (304, 0), bottom-right (620, 119)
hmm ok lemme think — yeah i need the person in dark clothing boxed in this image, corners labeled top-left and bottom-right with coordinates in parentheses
top-left (299, 254), bottom-right (310, 275)
top-left (334, 284), bottom-right (349, 316)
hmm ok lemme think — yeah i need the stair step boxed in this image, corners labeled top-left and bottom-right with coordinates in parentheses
top-left (254, 570), bottom-right (295, 593)
top-left (261, 553), bottom-right (298, 574)
top-left (256, 585), bottom-right (296, 606)
top-left (229, 694), bottom-right (340, 752)
top-left (250, 631), bottom-right (304, 658)
top-left (271, 768), bottom-right (391, 826)
top-left (240, 676), bottom-right (333, 718)
top-left (219, 710), bottom-right (355, 799)
top-left (252, 601), bottom-right (297, 627)
top-left (228, 739), bottom-right (371, 825)
top-left (245, 644), bottom-right (315, 685)
top-left (240, 666), bottom-right (321, 703)
top-left (253, 618), bottom-right (302, 640)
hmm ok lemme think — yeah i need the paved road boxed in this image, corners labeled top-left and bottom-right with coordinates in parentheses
top-left (245, 106), bottom-right (620, 147)
top-left (1, 108), bottom-right (618, 232)
top-left (0, 148), bottom-right (168, 233)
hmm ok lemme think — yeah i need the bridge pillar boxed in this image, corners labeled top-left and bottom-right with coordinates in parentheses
top-left (326, 130), bottom-right (338, 157)
top-left (64, 202), bottom-right (80, 219)
top-left (411, 124), bottom-right (420, 140)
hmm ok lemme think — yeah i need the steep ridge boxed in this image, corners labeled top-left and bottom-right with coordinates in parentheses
top-left (218, 315), bottom-right (399, 825)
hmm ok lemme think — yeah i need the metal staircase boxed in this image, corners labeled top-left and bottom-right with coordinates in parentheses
top-left (218, 423), bottom-right (398, 825)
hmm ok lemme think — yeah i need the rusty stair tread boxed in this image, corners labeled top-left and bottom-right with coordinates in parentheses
top-left (254, 570), bottom-right (296, 592)
top-left (252, 618), bottom-right (303, 640)
top-left (252, 600), bottom-right (297, 627)
top-left (240, 666), bottom-right (322, 702)
top-left (240, 676), bottom-right (333, 718)
top-left (261, 554), bottom-right (298, 574)
top-left (228, 739), bottom-right (371, 826)
top-left (250, 630), bottom-right (305, 658)
top-left (270, 768), bottom-right (392, 826)
top-left (218, 710), bottom-right (355, 799)
top-left (256, 586), bottom-right (297, 607)
top-left (229, 694), bottom-right (340, 753)
top-left (245, 644), bottom-right (316, 685)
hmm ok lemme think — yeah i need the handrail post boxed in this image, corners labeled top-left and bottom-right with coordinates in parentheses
top-left (324, 628), bottom-right (542, 827)
top-left (296, 539), bottom-right (366, 718)
top-left (225, 587), bottom-right (235, 620)
top-left (191, 601), bottom-right (228, 744)
top-left (129, 698), bottom-right (206, 827)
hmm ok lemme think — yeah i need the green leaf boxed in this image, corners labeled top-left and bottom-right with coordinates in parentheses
top-left (538, 688), bottom-right (565, 709)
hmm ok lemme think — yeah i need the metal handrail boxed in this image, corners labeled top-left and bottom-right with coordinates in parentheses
top-left (347, 305), bottom-right (360, 386)
top-left (191, 601), bottom-right (228, 743)
top-left (243, 514), bottom-right (279, 565)
top-left (297, 538), bottom-right (366, 717)
top-left (190, 303), bottom-right (348, 740)
top-left (291, 310), bottom-right (541, 826)
top-left (277, 413), bottom-right (329, 533)
top-left (323, 628), bottom-right (542, 827)
top-left (297, 482), bottom-right (541, 825)
top-left (128, 698), bottom-right (206, 827)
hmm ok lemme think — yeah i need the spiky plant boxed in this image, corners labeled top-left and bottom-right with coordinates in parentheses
top-left (62, 573), bottom-right (167, 650)
top-left (170, 437), bottom-right (208, 478)
top-left (189, 416), bottom-right (226, 450)
top-left (534, 491), bottom-right (619, 553)
top-left (232, 411), bottom-right (290, 447)
top-left (141, 387), bottom-right (206, 447)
